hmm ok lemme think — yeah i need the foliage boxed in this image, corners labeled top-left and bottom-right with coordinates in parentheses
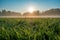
top-left (0, 18), bottom-right (60, 40)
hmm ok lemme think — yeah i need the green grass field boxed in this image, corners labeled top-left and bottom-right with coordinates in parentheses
top-left (0, 18), bottom-right (60, 40)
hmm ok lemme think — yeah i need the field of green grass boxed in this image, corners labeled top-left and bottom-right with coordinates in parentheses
top-left (0, 18), bottom-right (60, 40)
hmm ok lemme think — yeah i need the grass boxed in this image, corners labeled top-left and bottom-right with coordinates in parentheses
top-left (0, 18), bottom-right (60, 40)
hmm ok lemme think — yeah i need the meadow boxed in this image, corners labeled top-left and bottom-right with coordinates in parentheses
top-left (0, 18), bottom-right (60, 40)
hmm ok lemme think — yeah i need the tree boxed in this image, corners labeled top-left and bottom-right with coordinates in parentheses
top-left (0, 11), bottom-right (1, 14)
top-left (2, 9), bottom-right (6, 15)
top-left (0, 11), bottom-right (1, 13)
top-left (33, 10), bottom-right (40, 16)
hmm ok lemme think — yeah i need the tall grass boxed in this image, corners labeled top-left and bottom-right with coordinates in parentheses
top-left (0, 18), bottom-right (60, 40)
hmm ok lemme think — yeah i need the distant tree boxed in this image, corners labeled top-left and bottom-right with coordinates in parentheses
top-left (0, 11), bottom-right (2, 16)
top-left (2, 9), bottom-right (7, 15)
top-left (2, 9), bottom-right (6, 13)
top-left (43, 8), bottom-right (60, 16)
top-left (33, 10), bottom-right (40, 15)
top-left (23, 12), bottom-right (30, 16)
top-left (7, 11), bottom-right (11, 13)
top-left (0, 11), bottom-right (1, 13)
top-left (36, 10), bottom-right (40, 15)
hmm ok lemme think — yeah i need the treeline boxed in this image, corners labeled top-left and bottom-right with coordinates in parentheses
top-left (0, 8), bottom-right (60, 16)
top-left (0, 10), bottom-right (21, 16)
top-left (42, 8), bottom-right (60, 16)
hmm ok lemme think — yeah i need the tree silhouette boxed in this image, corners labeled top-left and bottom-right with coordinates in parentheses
top-left (33, 10), bottom-right (40, 15)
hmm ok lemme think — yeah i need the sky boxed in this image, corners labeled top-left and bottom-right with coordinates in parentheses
top-left (0, 0), bottom-right (60, 13)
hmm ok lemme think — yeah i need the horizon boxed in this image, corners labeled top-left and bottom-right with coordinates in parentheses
top-left (0, 0), bottom-right (60, 13)
top-left (0, 8), bottom-right (60, 13)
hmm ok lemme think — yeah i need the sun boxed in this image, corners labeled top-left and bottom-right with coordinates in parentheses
top-left (28, 7), bottom-right (34, 13)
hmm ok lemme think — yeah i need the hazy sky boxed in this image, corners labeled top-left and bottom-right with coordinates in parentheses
top-left (0, 0), bottom-right (60, 13)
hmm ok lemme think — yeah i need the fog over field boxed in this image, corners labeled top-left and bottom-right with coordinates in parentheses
top-left (0, 16), bottom-right (60, 18)
top-left (0, 8), bottom-right (60, 18)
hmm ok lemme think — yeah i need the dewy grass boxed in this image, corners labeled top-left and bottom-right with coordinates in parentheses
top-left (0, 18), bottom-right (60, 40)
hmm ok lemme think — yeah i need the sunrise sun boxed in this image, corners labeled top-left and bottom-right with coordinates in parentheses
top-left (28, 7), bottom-right (34, 13)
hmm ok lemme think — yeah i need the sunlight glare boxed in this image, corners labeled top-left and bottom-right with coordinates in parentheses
top-left (28, 7), bottom-right (34, 13)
